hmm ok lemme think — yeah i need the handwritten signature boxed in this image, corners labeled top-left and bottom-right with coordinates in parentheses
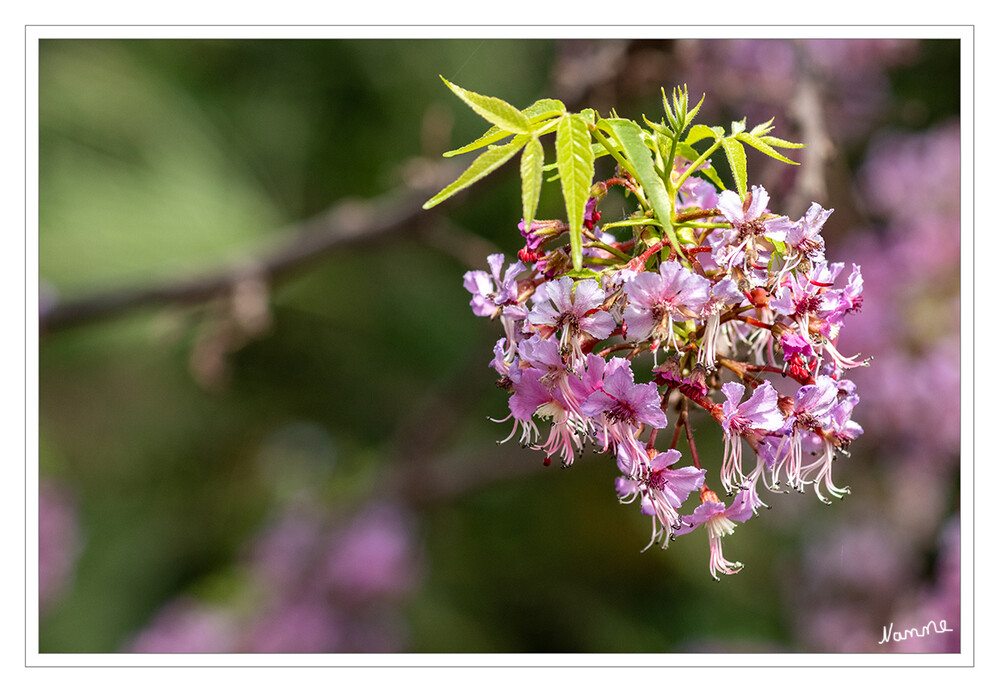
top-left (878, 619), bottom-right (954, 645)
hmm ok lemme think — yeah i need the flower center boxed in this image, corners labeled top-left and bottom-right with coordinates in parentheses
top-left (607, 400), bottom-right (638, 425)
top-left (796, 295), bottom-right (823, 317)
top-left (736, 219), bottom-right (767, 242)
top-left (645, 468), bottom-right (668, 493)
top-left (555, 311), bottom-right (580, 334)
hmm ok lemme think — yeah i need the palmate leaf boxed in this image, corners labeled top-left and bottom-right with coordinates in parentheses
top-left (444, 98), bottom-right (566, 158)
top-left (599, 118), bottom-right (682, 257)
top-left (423, 136), bottom-right (527, 210)
top-left (735, 131), bottom-right (800, 166)
top-left (441, 77), bottom-right (532, 135)
top-left (555, 113), bottom-right (595, 271)
top-left (520, 136), bottom-right (544, 233)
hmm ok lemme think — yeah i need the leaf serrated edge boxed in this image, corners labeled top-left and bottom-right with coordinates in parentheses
top-left (555, 114), bottom-right (595, 271)
top-left (423, 136), bottom-right (526, 209)
top-left (443, 99), bottom-right (565, 158)
top-left (441, 76), bottom-right (532, 135)
top-left (520, 136), bottom-right (544, 233)
top-left (720, 138), bottom-right (748, 198)
top-left (758, 135), bottom-right (806, 149)
top-left (736, 132), bottom-right (800, 165)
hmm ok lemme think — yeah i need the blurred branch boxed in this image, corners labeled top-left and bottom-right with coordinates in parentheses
top-left (39, 40), bottom-right (640, 338)
top-left (788, 40), bottom-right (834, 216)
top-left (38, 162), bottom-right (460, 335)
top-left (416, 217), bottom-right (504, 270)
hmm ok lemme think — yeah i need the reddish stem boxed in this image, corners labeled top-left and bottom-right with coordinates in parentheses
top-left (626, 240), bottom-right (671, 271)
top-left (729, 314), bottom-right (773, 330)
top-left (605, 176), bottom-right (641, 195)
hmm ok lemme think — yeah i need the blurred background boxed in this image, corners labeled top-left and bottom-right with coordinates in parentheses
top-left (37, 38), bottom-right (961, 654)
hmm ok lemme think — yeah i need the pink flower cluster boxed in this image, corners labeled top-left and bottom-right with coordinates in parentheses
top-left (465, 182), bottom-right (868, 579)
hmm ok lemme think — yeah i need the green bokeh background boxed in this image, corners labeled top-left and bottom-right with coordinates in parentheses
top-left (37, 38), bottom-right (960, 653)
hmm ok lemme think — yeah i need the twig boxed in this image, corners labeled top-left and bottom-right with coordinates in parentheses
top-left (39, 164), bottom-right (460, 335)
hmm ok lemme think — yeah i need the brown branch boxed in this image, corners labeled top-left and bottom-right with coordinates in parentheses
top-left (38, 163), bottom-right (461, 335)
top-left (39, 41), bottom-right (643, 338)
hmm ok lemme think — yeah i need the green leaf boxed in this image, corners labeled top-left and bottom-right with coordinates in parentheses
top-left (685, 123), bottom-right (722, 147)
top-left (443, 98), bottom-right (564, 158)
top-left (599, 118), bottom-right (681, 256)
top-left (524, 98), bottom-right (567, 120)
top-left (444, 129), bottom-right (513, 158)
top-left (685, 91), bottom-right (705, 126)
top-left (601, 217), bottom-right (663, 230)
top-left (758, 134), bottom-right (806, 150)
top-left (564, 267), bottom-right (602, 280)
top-left (662, 87), bottom-right (682, 134)
top-left (520, 136), bottom-right (544, 233)
top-left (556, 114), bottom-right (595, 271)
top-left (750, 117), bottom-right (776, 137)
top-left (721, 137), bottom-right (748, 198)
top-left (441, 76), bottom-right (532, 135)
top-left (643, 115), bottom-right (668, 137)
top-left (736, 131), bottom-right (800, 165)
top-left (423, 136), bottom-right (526, 209)
top-left (660, 85), bottom-right (703, 139)
top-left (590, 140), bottom-right (612, 160)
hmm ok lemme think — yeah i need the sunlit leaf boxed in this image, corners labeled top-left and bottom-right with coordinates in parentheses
top-left (599, 118), bottom-right (681, 256)
top-left (443, 98), bottom-right (565, 157)
top-left (441, 76), bottom-right (532, 135)
top-left (758, 134), bottom-right (806, 150)
top-left (685, 123), bottom-right (722, 147)
top-left (564, 267), bottom-right (602, 280)
top-left (750, 117), bottom-right (776, 137)
top-left (524, 98), bottom-right (567, 120)
top-left (721, 137), bottom-right (748, 198)
top-left (423, 136), bottom-right (526, 209)
top-left (685, 91), bottom-right (705, 126)
top-left (736, 131), bottom-right (800, 165)
top-left (642, 115), bottom-right (668, 137)
top-left (444, 130), bottom-right (514, 158)
top-left (556, 114), bottom-right (595, 271)
top-left (520, 136), bottom-right (544, 233)
top-left (601, 217), bottom-right (663, 230)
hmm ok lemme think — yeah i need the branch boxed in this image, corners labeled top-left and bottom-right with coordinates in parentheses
top-left (39, 41), bottom-right (638, 338)
top-left (38, 163), bottom-right (459, 335)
